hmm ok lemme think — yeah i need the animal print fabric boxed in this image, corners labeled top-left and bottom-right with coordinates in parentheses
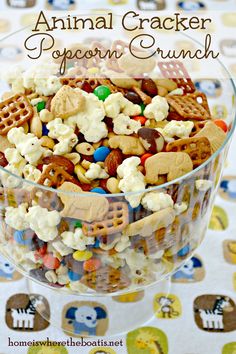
top-left (0, 1), bottom-right (236, 354)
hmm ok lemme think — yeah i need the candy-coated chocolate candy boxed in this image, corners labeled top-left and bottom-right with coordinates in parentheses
top-left (73, 250), bottom-right (93, 261)
top-left (74, 221), bottom-right (82, 229)
top-left (128, 204), bottom-right (142, 213)
top-left (83, 258), bottom-right (102, 272)
top-left (133, 116), bottom-right (147, 126)
top-left (14, 230), bottom-right (32, 246)
top-left (214, 119), bottom-right (228, 132)
top-left (138, 128), bottom-right (165, 153)
top-left (124, 91), bottom-right (142, 104)
top-left (37, 101), bottom-right (46, 112)
top-left (43, 254), bottom-right (61, 269)
top-left (93, 239), bottom-right (100, 248)
top-left (81, 81), bottom-right (93, 93)
top-left (93, 85), bottom-right (111, 101)
top-left (91, 187), bottom-right (107, 194)
top-left (94, 146), bottom-right (111, 162)
top-left (42, 124), bottom-right (49, 136)
top-left (141, 153), bottom-right (153, 166)
top-left (140, 103), bottom-right (146, 115)
top-left (68, 269), bottom-right (82, 281)
top-left (177, 244), bottom-right (190, 257)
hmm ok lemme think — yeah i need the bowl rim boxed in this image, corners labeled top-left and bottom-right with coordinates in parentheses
top-left (0, 27), bottom-right (236, 198)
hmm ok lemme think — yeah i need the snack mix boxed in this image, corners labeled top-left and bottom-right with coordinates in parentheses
top-left (0, 49), bottom-right (228, 294)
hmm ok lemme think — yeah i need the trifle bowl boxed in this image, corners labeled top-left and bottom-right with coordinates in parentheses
top-left (0, 14), bottom-right (235, 335)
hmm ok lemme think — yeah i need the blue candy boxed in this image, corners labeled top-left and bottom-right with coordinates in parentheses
top-left (68, 270), bottom-right (82, 281)
top-left (177, 244), bottom-right (190, 257)
top-left (14, 230), bottom-right (32, 246)
top-left (91, 187), bottom-right (107, 194)
top-left (128, 204), bottom-right (142, 213)
top-left (42, 124), bottom-right (49, 136)
top-left (93, 239), bottom-right (100, 249)
top-left (94, 146), bottom-right (111, 162)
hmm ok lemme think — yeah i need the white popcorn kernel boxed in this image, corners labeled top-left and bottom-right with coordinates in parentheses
top-left (115, 235), bottom-right (131, 252)
top-left (195, 179), bottom-right (213, 192)
top-left (7, 127), bottom-right (44, 165)
top-left (157, 120), bottom-right (194, 143)
top-left (23, 164), bottom-right (42, 182)
top-left (5, 203), bottom-right (29, 230)
top-left (113, 113), bottom-right (141, 135)
top-left (144, 95), bottom-right (169, 121)
top-left (104, 92), bottom-right (141, 119)
top-left (0, 165), bottom-right (22, 188)
top-left (85, 163), bottom-right (109, 180)
top-left (61, 228), bottom-right (95, 251)
top-left (4, 148), bottom-right (26, 171)
top-left (117, 157), bottom-right (146, 208)
top-left (168, 88), bottom-right (184, 96)
top-left (25, 205), bottom-right (61, 242)
top-left (22, 62), bottom-right (62, 96)
top-left (142, 191), bottom-right (174, 212)
top-left (66, 89), bottom-right (108, 143)
top-left (174, 202), bottom-right (188, 215)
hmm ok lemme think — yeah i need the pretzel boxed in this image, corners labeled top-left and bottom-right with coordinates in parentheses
top-left (80, 266), bottom-right (131, 293)
top-left (167, 93), bottom-right (211, 120)
top-left (0, 94), bottom-right (34, 135)
top-left (190, 121), bottom-right (208, 137)
top-left (132, 86), bottom-right (152, 105)
top-left (98, 79), bottom-right (126, 94)
top-left (37, 163), bottom-right (79, 188)
top-left (166, 136), bottom-right (212, 168)
top-left (0, 188), bottom-right (30, 208)
top-left (60, 77), bottom-right (99, 90)
top-left (82, 202), bottom-right (129, 237)
top-left (158, 61), bottom-right (195, 94)
top-left (106, 40), bottom-right (129, 72)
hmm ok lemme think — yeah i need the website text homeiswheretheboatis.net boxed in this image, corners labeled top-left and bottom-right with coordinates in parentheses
top-left (8, 337), bottom-right (124, 348)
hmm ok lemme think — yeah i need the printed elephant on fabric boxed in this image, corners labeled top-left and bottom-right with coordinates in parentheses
top-left (65, 305), bottom-right (107, 336)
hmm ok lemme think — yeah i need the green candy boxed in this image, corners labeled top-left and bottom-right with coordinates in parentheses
top-left (140, 103), bottom-right (146, 115)
top-left (93, 85), bottom-right (111, 101)
top-left (74, 221), bottom-right (82, 229)
top-left (37, 101), bottom-right (46, 112)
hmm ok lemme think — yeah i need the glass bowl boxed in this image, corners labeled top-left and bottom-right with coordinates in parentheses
top-left (0, 15), bottom-right (235, 297)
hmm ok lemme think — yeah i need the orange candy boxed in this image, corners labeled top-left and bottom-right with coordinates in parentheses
top-left (141, 153), bottom-right (153, 166)
top-left (214, 119), bottom-right (228, 132)
top-left (83, 258), bottom-right (102, 272)
top-left (43, 254), bottom-right (61, 269)
top-left (132, 116), bottom-right (147, 125)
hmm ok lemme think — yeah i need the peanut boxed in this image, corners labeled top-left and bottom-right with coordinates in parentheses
top-left (81, 159), bottom-right (91, 170)
top-left (39, 109), bottom-right (54, 123)
top-left (107, 177), bottom-right (121, 194)
top-left (40, 136), bottom-right (55, 150)
top-left (30, 110), bottom-right (42, 138)
top-left (64, 152), bottom-right (81, 165)
top-left (76, 142), bottom-right (95, 156)
top-left (74, 164), bottom-right (91, 184)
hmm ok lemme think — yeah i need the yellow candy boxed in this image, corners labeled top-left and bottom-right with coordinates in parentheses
top-left (73, 250), bottom-right (93, 261)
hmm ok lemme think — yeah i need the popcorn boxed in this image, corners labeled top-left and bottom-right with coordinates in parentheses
top-left (117, 157), bottom-right (146, 208)
top-left (25, 205), bottom-right (61, 241)
top-left (22, 62), bottom-right (62, 96)
top-left (0, 165), bottom-right (22, 188)
top-left (157, 120), bottom-right (194, 143)
top-left (7, 127), bottom-right (44, 165)
top-left (174, 202), bottom-right (188, 215)
top-left (144, 95), bottom-right (169, 121)
top-left (67, 89), bottom-right (107, 143)
top-left (4, 148), bottom-right (26, 175)
top-left (103, 254), bottom-right (125, 269)
top-left (45, 270), bottom-right (57, 283)
top-left (142, 191), bottom-right (174, 212)
top-left (61, 228), bottom-right (95, 251)
top-left (85, 163), bottom-right (109, 180)
top-left (46, 118), bottom-right (78, 155)
top-left (195, 179), bottom-right (213, 192)
top-left (104, 92), bottom-right (141, 118)
top-left (23, 164), bottom-right (42, 182)
top-left (51, 240), bottom-right (73, 256)
top-left (5, 203), bottom-right (29, 230)
top-left (1, 65), bottom-right (25, 93)
top-left (113, 113), bottom-right (141, 135)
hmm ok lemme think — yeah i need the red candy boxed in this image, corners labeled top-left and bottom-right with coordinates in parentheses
top-left (83, 258), bottom-right (102, 272)
top-left (43, 254), bottom-right (61, 269)
top-left (141, 153), bottom-right (153, 166)
top-left (133, 116), bottom-right (147, 126)
top-left (214, 119), bottom-right (228, 133)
